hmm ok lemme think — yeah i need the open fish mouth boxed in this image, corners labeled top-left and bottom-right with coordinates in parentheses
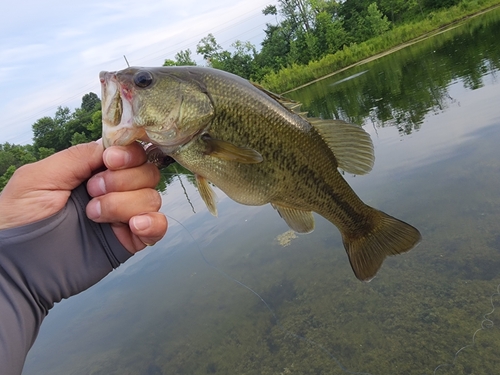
top-left (99, 71), bottom-right (145, 148)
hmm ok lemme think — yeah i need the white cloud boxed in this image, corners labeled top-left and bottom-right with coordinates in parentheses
top-left (0, 44), bottom-right (50, 64)
top-left (0, 0), bottom-right (275, 145)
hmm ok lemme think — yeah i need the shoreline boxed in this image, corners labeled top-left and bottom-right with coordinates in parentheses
top-left (281, 3), bottom-right (500, 95)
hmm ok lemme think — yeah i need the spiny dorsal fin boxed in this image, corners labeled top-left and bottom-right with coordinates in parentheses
top-left (251, 82), bottom-right (303, 111)
top-left (252, 82), bottom-right (374, 175)
top-left (271, 203), bottom-right (315, 233)
top-left (195, 174), bottom-right (218, 216)
top-left (203, 136), bottom-right (263, 164)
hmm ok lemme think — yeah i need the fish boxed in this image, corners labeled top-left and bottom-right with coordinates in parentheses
top-left (100, 66), bottom-right (421, 281)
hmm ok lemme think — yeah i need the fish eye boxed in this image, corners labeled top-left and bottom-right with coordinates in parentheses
top-left (133, 71), bottom-right (153, 88)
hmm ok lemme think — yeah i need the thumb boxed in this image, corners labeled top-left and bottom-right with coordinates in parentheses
top-left (25, 141), bottom-right (104, 192)
top-left (0, 141), bottom-right (105, 230)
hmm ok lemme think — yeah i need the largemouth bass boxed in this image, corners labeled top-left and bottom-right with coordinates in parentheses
top-left (100, 66), bottom-right (421, 281)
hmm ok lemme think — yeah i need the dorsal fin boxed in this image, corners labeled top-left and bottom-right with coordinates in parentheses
top-left (253, 82), bottom-right (374, 175)
top-left (311, 119), bottom-right (374, 175)
top-left (251, 82), bottom-right (303, 111)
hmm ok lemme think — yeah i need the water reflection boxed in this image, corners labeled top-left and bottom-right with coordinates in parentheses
top-left (287, 8), bottom-right (500, 136)
top-left (24, 7), bottom-right (500, 375)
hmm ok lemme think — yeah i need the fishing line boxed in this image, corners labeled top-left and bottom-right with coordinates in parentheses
top-left (432, 282), bottom-right (500, 374)
top-left (123, 55), bottom-right (130, 68)
top-left (173, 165), bottom-right (196, 214)
top-left (166, 213), bottom-right (375, 375)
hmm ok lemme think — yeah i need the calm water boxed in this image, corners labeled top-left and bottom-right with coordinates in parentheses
top-left (24, 8), bottom-right (500, 375)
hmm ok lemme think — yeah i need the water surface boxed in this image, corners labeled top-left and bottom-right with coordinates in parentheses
top-left (24, 8), bottom-right (500, 375)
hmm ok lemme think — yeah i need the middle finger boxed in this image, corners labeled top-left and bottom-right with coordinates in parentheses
top-left (86, 188), bottom-right (162, 223)
top-left (87, 163), bottom-right (160, 197)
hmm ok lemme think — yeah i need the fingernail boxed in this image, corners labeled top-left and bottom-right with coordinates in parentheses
top-left (104, 148), bottom-right (131, 169)
top-left (87, 175), bottom-right (106, 196)
top-left (132, 215), bottom-right (151, 231)
top-left (87, 200), bottom-right (101, 220)
top-left (93, 176), bottom-right (106, 195)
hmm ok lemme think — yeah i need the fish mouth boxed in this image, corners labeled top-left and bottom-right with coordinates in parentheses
top-left (100, 71), bottom-right (146, 148)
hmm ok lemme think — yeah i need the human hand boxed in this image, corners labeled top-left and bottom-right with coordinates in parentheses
top-left (86, 142), bottom-right (167, 252)
top-left (0, 141), bottom-right (167, 253)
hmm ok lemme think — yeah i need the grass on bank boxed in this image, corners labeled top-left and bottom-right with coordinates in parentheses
top-left (261, 0), bottom-right (500, 94)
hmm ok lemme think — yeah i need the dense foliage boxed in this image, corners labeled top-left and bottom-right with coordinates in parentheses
top-left (286, 7), bottom-right (500, 136)
top-left (164, 0), bottom-right (500, 90)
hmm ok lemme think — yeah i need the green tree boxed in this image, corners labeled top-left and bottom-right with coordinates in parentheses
top-left (0, 143), bottom-right (36, 174)
top-left (37, 147), bottom-right (55, 159)
top-left (278, 0), bottom-right (316, 33)
top-left (81, 92), bottom-right (101, 112)
top-left (378, 0), bottom-right (418, 22)
top-left (54, 106), bottom-right (72, 127)
top-left (63, 94), bottom-right (102, 147)
top-left (0, 165), bottom-right (16, 191)
top-left (337, 0), bottom-right (372, 42)
top-left (196, 34), bottom-right (223, 63)
top-left (423, 0), bottom-right (460, 11)
top-left (263, 4), bottom-right (278, 16)
top-left (70, 131), bottom-right (90, 145)
top-left (164, 49), bottom-right (196, 66)
top-left (0, 143), bottom-right (38, 191)
top-left (163, 59), bottom-right (177, 66)
top-left (365, 2), bottom-right (391, 37)
top-left (258, 0), bottom-right (346, 69)
top-left (0, 147), bottom-right (16, 174)
top-left (256, 23), bottom-right (293, 74)
top-left (220, 41), bottom-right (257, 79)
top-left (314, 11), bottom-right (348, 54)
top-left (175, 49), bottom-right (196, 66)
top-left (32, 116), bottom-right (64, 151)
top-left (195, 34), bottom-right (258, 79)
top-left (32, 94), bottom-right (101, 153)
top-left (88, 110), bottom-right (103, 140)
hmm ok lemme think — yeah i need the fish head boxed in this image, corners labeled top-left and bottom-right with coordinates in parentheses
top-left (100, 67), bottom-right (214, 152)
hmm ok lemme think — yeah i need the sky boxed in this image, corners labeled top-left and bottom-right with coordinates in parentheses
top-left (1, 0), bottom-right (277, 145)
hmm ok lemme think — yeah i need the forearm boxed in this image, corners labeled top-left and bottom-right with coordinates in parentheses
top-left (0, 184), bottom-right (132, 375)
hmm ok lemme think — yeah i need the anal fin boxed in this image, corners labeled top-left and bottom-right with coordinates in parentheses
top-left (272, 204), bottom-right (315, 233)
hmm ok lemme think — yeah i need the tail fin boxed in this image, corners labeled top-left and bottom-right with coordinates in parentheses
top-left (342, 211), bottom-right (421, 281)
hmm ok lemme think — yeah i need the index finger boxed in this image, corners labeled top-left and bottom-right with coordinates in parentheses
top-left (103, 142), bottom-right (148, 171)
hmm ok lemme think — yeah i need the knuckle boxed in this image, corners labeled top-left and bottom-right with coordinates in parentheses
top-left (105, 171), bottom-right (126, 191)
top-left (152, 213), bottom-right (168, 231)
top-left (148, 164), bottom-right (161, 185)
top-left (11, 164), bottom-right (31, 180)
top-left (148, 189), bottom-right (162, 211)
top-left (100, 194), bottom-right (121, 219)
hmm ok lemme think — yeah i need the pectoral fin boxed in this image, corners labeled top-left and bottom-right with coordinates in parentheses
top-left (195, 174), bottom-right (218, 216)
top-left (272, 204), bottom-right (315, 233)
top-left (203, 136), bottom-right (263, 164)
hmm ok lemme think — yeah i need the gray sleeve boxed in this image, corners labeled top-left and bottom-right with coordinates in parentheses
top-left (0, 184), bottom-right (133, 375)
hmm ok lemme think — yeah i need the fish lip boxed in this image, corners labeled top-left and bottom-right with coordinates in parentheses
top-left (101, 71), bottom-right (142, 147)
